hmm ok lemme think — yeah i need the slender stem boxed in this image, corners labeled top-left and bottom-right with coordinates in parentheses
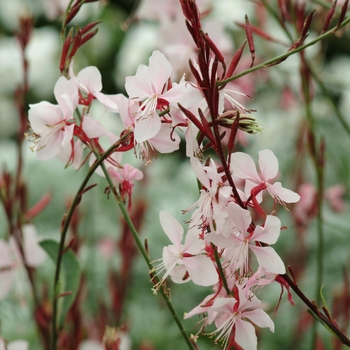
top-left (218, 15), bottom-right (350, 86)
top-left (51, 135), bottom-right (195, 350)
top-left (94, 155), bottom-right (196, 350)
top-left (51, 136), bottom-right (129, 349)
top-left (281, 274), bottom-right (350, 347)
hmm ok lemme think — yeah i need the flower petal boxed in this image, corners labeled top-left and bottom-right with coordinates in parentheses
top-left (258, 149), bottom-right (278, 181)
top-left (159, 211), bottom-right (183, 247)
top-left (147, 50), bottom-right (172, 92)
top-left (134, 111), bottom-right (161, 143)
top-left (184, 255), bottom-right (218, 286)
top-left (251, 215), bottom-right (281, 244)
top-left (235, 318), bottom-right (258, 350)
top-left (230, 152), bottom-right (261, 182)
top-left (269, 182), bottom-right (300, 203)
top-left (227, 202), bottom-right (251, 234)
top-left (249, 246), bottom-right (285, 274)
top-left (77, 66), bottom-right (102, 93)
top-left (243, 309), bottom-right (274, 332)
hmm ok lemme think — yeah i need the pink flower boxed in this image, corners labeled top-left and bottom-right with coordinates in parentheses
top-left (207, 202), bottom-right (285, 275)
top-left (230, 149), bottom-right (300, 206)
top-left (108, 163), bottom-right (143, 210)
top-left (207, 284), bottom-right (274, 350)
top-left (125, 50), bottom-right (197, 143)
top-left (114, 93), bottom-right (181, 162)
top-left (70, 64), bottom-right (119, 112)
top-left (155, 211), bottom-right (218, 289)
top-left (29, 76), bottom-right (78, 160)
top-left (187, 157), bottom-right (231, 223)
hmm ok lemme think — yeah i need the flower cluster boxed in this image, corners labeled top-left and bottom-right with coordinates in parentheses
top-left (156, 149), bottom-right (299, 349)
top-left (26, 1), bottom-right (302, 349)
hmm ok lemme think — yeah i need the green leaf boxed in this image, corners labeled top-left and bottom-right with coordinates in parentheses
top-left (40, 239), bottom-right (81, 328)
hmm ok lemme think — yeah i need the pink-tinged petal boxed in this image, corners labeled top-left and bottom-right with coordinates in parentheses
top-left (205, 232), bottom-right (234, 248)
top-left (134, 111), bottom-right (161, 143)
top-left (234, 318), bottom-right (258, 350)
top-left (183, 231), bottom-right (204, 255)
top-left (122, 164), bottom-right (143, 181)
top-left (36, 129), bottom-right (63, 160)
top-left (61, 124), bottom-right (75, 148)
top-left (184, 255), bottom-right (218, 286)
top-left (113, 94), bottom-right (135, 127)
top-left (190, 157), bottom-right (210, 188)
top-left (94, 92), bottom-right (119, 112)
top-left (159, 211), bottom-right (183, 247)
top-left (227, 202), bottom-right (251, 234)
top-left (77, 66), bottom-right (102, 93)
top-left (169, 265), bottom-right (189, 284)
top-left (258, 149), bottom-right (278, 181)
top-left (249, 246), bottom-right (285, 274)
top-left (82, 115), bottom-right (107, 138)
top-left (184, 294), bottom-right (215, 319)
top-left (54, 76), bottom-right (78, 117)
top-left (125, 74), bottom-right (152, 100)
top-left (29, 102), bottom-right (62, 133)
top-left (243, 309), bottom-right (274, 332)
top-left (251, 215), bottom-right (281, 244)
top-left (147, 50), bottom-right (172, 92)
top-left (161, 82), bottom-right (197, 109)
top-left (230, 152), bottom-right (261, 182)
top-left (149, 125), bottom-right (180, 153)
top-left (269, 182), bottom-right (300, 203)
top-left (22, 225), bottom-right (46, 267)
top-left (236, 284), bottom-right (262, 311)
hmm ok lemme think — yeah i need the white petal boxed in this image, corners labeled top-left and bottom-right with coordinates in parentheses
top-left (269, 182), bottom-right (300, 203)
top-left (249, 246), bottom-right (285, 274)
top-left (251, 215), bottom-right (281, 244)
top-left (54, 76), bottom-right (78, 117)
top-left (82, 115), bottom-right (107, 138)
top-left (28, 102), bottom-right (62, 134)
top-left (227, 202), bottom-right (251, 234)
top-left (147, 50), bottom-right (172, 92)
top-left (184, 255), bottom-right (218, 286)
top-left (258, 149), bottom-right (278, 181)
top-left (190, 157), bottom-right (210, 188)
top-left (77, 66), bottom-right (102, 93)
top-left (94, 92), bottom-right (119, 112)
top-left (230, 152), bottom-right (261, 182)
top-left (235, 318), bottom-right (258, 350)
top-left (149, 125), bottom-right (180, 154)
top-left (159, 211), bottom-right (183, 247)
top-left (243, 309), bottom-right (274, 332)
top-left (134, 111), bottom-right (161, 143)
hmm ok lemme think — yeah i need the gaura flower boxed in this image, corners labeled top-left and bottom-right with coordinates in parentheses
top-left (153, 210), bottom-right (218, 290)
